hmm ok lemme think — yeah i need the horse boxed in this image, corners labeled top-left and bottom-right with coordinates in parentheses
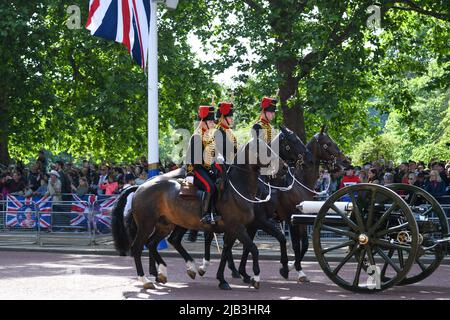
top-left (111, 129), bottom-right (307, 290)
top-left (166, 126), bottom-right (313, 278)
top-left (225, 125), bottom-right (349, 284)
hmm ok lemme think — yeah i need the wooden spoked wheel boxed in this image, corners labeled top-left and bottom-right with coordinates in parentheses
top-left (384, 184), bottom-right (449, 285)
top-left (312, 184), bottom-right (419, 293)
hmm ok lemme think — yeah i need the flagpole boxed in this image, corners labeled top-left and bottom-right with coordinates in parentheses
top-left (148, 0), bottom-right (159, 178)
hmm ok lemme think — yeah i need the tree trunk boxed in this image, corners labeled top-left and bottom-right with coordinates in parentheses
top-left (0, 99), bottom-right (10, 166)
top-left (277, 61), bottom-right (307, 143)
top-left (282, 104), bottom-right (306, 144)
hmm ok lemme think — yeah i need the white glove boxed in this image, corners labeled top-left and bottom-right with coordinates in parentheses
top-left (186, 176), bottom-right (194, 184)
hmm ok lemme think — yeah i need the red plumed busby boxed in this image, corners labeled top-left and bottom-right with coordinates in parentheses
top-left (261, 97), bottom-right (277, 112)
top-left (216, 102), bottom-right (234, 119)
top-left (198, 105), bottom-right (215, 121)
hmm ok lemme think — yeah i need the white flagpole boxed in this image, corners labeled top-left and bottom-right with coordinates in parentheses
top-left (148, 0), bottom-right (159, 177)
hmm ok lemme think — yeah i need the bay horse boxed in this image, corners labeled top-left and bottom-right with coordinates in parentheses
top-left (111, 129), bottom-right (308, 290)
top-left (165, 127), bottom-right (312, 279)
top-left (222, 126), bottom-right (349, 283)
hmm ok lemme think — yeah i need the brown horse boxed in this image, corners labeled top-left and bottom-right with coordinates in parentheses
top-left (165, 127), bottom-right (312, 279)
top-left (230, 126), bottom-right (349, 283)
top-left (111, 131), bottom-right (303, 290)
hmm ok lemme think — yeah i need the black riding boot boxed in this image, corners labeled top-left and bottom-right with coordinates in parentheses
top-left (200, 193), bottom-right (220, 225)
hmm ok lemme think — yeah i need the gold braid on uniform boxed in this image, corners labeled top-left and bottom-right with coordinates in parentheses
top-left (260, 121), bottom-right (273, 144)
top-left (202, 128), bottom-right (216, 169)
top-left (225, 128), bottom-right (237, 150)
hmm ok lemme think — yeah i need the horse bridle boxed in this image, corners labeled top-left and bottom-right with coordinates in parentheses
top-left (314, 134), bottom-right (338, 169)
top-left (280, 133), bottom-right (306, 170)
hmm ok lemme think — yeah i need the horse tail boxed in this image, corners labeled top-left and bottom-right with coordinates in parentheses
top-left (111, 186), bottom-right (139, 255)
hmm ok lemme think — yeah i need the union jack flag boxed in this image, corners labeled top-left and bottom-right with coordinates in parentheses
top-left (86, 0), bottom-right (151, 69)
top-left (70, 194), bottom-right (96, 226)
top-left (93, 195), bottom-right (118, 232)
top-left (6, 195), bottom-right (53, 229)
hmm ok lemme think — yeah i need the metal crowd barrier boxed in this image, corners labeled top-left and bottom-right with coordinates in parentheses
top-left (0, 193), bottom-right (118, 246)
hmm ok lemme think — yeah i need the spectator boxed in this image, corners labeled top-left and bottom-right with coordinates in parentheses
top-left (135, 171), bottom-right (147, 186)
top-left (34, 177), bottom-right (48, 197)
top-left (407, 172), bottom-right (416, 185)
top-left (46, 170), bottom-right (62, 202)
top-left (55, 160), bottom-right (72, 201)
top-left (367, 168), bottom-right (380, 184)
top-left (100, 174), bottom-right (118, 195)
top-left (329, 169), bottom-right (343, 194)
top-left (424, 170), bottom-right (446, 197)
top-left (27, 163), bottom-right (41, 192)
top-left (432, 162), bottom-right (449, 186)
top-left (382, 172), bottom-right (394, 185)
top-left (124, 173), bottom-right (136, 188)
top-left (339, 166), bottom-right (361, 189)
top-left (401, 172), bottom-right (410, 184)
top-left (358, 170), bottom-right (368, 183)
top-left (97, 165), bottom-right (109, 195)
top-left (408, 160), bottom-right (417, 174)
top-left (414, 172), bottom-right (426, 189)
top-left (73, 177), bottom-right (89, 196)
top-left (394, 162), bottom-right (408, 183)
top-left (36, 150), bottom-right (47, 175)
top-left (0, 173), bottom-right (10, 199)
top-left (6, 172), bottom-right (26, 195)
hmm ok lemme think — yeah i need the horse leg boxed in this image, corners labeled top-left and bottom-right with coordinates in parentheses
top-left (198, 231), bottom-right (213, 276)
top-left (227, 245), bottom-right (241, 279)
top-left (167, 225), bottom-right (197, 279)
top-left (131, 224), bottom-right (156, 289)
top-left (258, 219), bottom-right (289, 279)
top-left (238, 226), bottom-right (257, 284)
top-left (297, 224), bottom-right (310, 282)
top-left (288, 222), bottom-right (310, 283)
top-left (148, 233), bottom-right (169, 284)
top-left (235, 225), bottom-right (261, 289)
top-left (216, 233), bottom-right (236, 290)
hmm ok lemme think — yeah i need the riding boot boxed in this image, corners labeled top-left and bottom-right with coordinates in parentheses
top-left (200, 193), bottom-right (220, 225)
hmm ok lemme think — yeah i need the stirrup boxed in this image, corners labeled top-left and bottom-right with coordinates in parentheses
top-left (201, 213), bottom-right (220, 225)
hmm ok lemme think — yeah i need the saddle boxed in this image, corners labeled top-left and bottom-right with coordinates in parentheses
top-left (177, 177), bottom-right (224, 201)
top-left (178, 179), bottom-right (201, 200)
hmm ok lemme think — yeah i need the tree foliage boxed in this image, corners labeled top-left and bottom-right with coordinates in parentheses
top-left (0, 1), bottom-right (449, 165)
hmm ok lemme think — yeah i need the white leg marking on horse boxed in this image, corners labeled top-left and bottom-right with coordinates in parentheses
top-left (298, 270), bottom-right (307, 278)
top-left (138, 275), bottom-right (155, 284)
top-left (288, 261), bottom-right (295, 271)
top-left (158, 264), bottom-right (167, 277)
top-left (186, 260), bottom-right (197, 272)
top-left (253, 275), bottom-right (260, 282)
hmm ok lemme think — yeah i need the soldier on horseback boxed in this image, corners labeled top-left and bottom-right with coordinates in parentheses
top-left (214, 101), bottom-right (237, 167)
top-left (251, 97), bottom-right (277, 179)
top-left (186, 105), bottom-right (220, 225)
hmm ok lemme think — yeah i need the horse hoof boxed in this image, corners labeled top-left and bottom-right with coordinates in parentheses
top-left (157, 273), bottom-right (167, 284)
top-left (219, 282), bottom-right (232, 290)
top-left (298, 276), bottom-right (310, 283)
top-left (231, 270), bottom-right (241, 279)
top-left (250, 278), bottom-right (260, 289)
top-left (279, 267), bottom-right (289, 280)
top-left (187, 269), bottom-right (196, 280)
top-left (143, 282), bottom-right (155, 290)
top-left (198, 268), bottom-right (206, 277)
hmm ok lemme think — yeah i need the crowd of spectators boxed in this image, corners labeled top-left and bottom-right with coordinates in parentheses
top-left (315, 158), bottom-right (450, 198)
top-left (1, 151), bottom-right (449, 203)
top-left (0, 151), bottom-right (179, 201)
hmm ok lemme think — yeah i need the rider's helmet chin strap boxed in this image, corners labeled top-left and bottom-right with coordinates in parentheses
top-left (225, 117), bottom-right (231, 128)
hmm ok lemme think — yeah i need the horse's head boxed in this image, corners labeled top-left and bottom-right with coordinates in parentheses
top-left (309, 125), bottom-right (349, 170)
top-left (278, 126), bottom-right (313, 168)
